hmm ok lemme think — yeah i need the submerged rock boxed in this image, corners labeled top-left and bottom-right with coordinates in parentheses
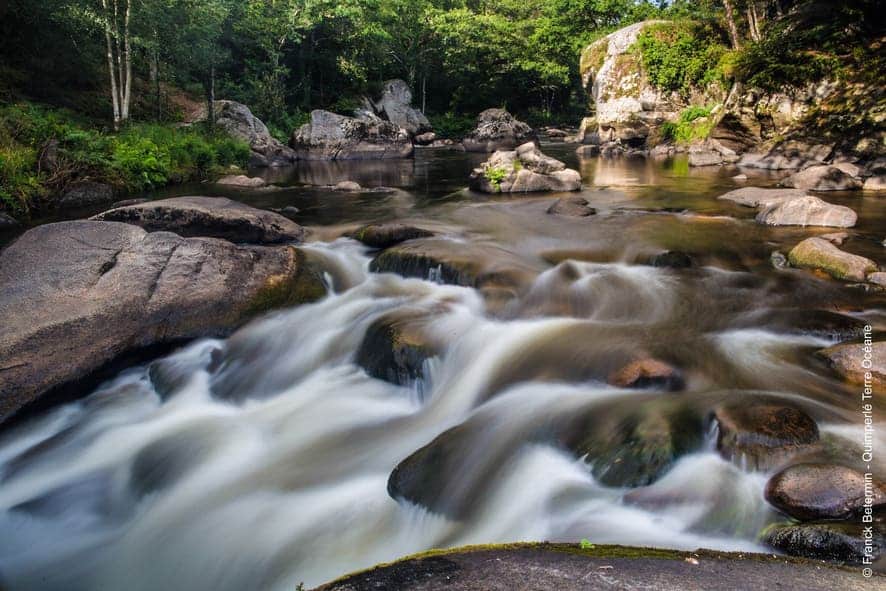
top-left (607, 358), bottom-right (684, 391)
top-left (782, 165), bottom-right (863, 191)
top-left (0, 221), bottom-right (326, 422)
top-left (649, 251), bottom-right (693, 268)
top-left (765, 463), bottom-right (886, 521)
top-left (863, 175), bottom-right (886, 191)
top-left (755, 195), bottom-right (857, 227)
top-left (215, 174), bottom-right (267, 188)
top-left (462, 108), bottom-right (535, 152)
top-left (788, 237), bottom-right (878, 282)
top-left (93, 196), bottom-right (304, 244)
top-left (469, 143), bottom-right (581, 193)
top-left (717, 187), bottom-right (806, 208)
top-left (349, 223), bottom-right (434, 249)
top-left (547, 196), bottom-right (596, 217)
top-left (764, 520), bottom-right (886, 565)
top-left (356, 310), bottom-right (441, 386)
top-left (290, 110), bottom-right (413, 160)
top-left (712, 402), bottom-right (819, 470)
top-left (817, 341), bottom-right (886, 387)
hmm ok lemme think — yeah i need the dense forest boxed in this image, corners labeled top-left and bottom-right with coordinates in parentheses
top-left (0, 0), bottom-right (881, 216)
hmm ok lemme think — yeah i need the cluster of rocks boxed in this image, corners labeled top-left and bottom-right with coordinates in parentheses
top-left (463, 108), bottom-right (537, 152)
top-left (0, 197), bottom-right (326, 423)
top-left (469, 142), bottom-right (581, 193)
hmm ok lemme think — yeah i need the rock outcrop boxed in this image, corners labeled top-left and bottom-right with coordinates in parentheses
top-left (469, 142), bottom-right (581, 193)
top-left (349, 223), bottom-right (434, 249)
top-left (788, 237), bottom-right (878, 282)
top-left (369, 79), bottom-right (432, 136)
top-left (212, 100), bottom-right (297, 167)
top-left (462, 108), bottom-right (536, 152)
top-left (755, 195), bottom-right (857, 227)
top-left (290, 110), bottom-right (414, 160)
top-left (782, 165), bottom-right (864, 191)
top-left (0, 221), bottom-right (326, 422)
top-left (92, 196), bottom-right (305, 244)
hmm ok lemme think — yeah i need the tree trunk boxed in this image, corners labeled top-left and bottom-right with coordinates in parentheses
top-left (747, 3), bottom-right (762, 42)
top-left (421, 74), bottom-right (426, 114)
top-left (120, 0), bottom-right (132, 124)
top-left (206, 65), bottom-right (216, 129)
top-left (723, 0), bottom-right (742, 49)
top-left (101, 0), bottom-right (121, 130)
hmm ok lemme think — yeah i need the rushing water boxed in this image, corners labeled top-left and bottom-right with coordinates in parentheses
top-left (1, 145), bottom-right (885, 589)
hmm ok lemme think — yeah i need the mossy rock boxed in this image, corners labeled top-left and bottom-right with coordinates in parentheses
top-left (245, 248), bottom-right (327, 318)
top-left (356, 309), bottom-right (441, 386)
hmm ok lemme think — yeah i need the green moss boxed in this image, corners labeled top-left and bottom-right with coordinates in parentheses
top-left (245, 249), bottom-right (327, 317)
top-left (580, 40), bottom-right (608, 78)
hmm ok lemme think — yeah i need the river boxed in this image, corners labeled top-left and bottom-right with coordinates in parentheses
top-left (0, 144), bottom-right (884, 589)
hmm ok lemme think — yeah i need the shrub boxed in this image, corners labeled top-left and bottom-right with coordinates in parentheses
top-left (638, 22), bottom-right (730, 96)
top-left (428, 112), bottom-right (475, 139)
top-left (660, 105), bottom-right (715, 144)
top-left (484, 165), bottom-right (508, 189)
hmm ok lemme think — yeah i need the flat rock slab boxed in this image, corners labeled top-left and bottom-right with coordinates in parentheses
top-left (315, 543), bottom-right (878, 591)
top-left (0, 221), bottom-right (325, 422)
top-left (717, 187), bottom-right (807, 208)
top-left (92, 196), bottom-right (304, 244)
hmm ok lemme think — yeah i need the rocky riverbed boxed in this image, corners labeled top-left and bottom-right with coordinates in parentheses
top-left (0, 144), bottom-right (883, 590)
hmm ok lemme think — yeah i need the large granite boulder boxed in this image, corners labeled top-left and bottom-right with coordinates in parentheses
top-left (782, 165), bottom-right (863, 191)
top-left (788, 237), bottom-right (878, 282)
top-left (212, 100), bottom-right (297, 167)
top-left (290, 110), bottom-right (413, 160)
top-left (462, 108), bottom-right (536, 152)
top-left (469, 142), bottom-right (581, 193)
top-left (57, 181), bottom-right (116, 208)
top-left (92, 196), bottom-right (305, 244)
top-left (0, 221), bottom-right (326, 422)
top-left (755, 195), bottom-right (857, 227)
top-left (371, 79), bottom-right (431, 136)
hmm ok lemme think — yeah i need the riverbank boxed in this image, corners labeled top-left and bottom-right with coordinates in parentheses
top-left (0, 101), bottom-right (250, 220)
top-left (316, 542), bottom-right (880, 590)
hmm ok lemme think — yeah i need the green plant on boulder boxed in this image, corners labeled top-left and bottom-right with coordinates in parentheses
top-left (484, 165), bottom-right (508, 189)
top-left (660, 105), bottom-right (716, 144)
top-left (637, 21), bottom-right (730, 97)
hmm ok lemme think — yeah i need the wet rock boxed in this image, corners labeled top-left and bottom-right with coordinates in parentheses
top-left (819, 232), bottom-right (849, 245)
top-left (782, 165), bottom-right (863, 191)
top-left (215, 174), bottom-right (267, 188)
top-left (607, 358), bottom-right (684, 391)
top-left (569, 401), bottom-right (704, 487)
top-left (764, 520), bottom-right (886, 565)
top-left (863, 175), bottom-right (886, 191)
top-left (649, 251), bottom-right (693, 268)
top-left (92, 196), bottom-right (304, 244)
top-left (372, 79), bottom-right (431, 136)
top-left (0, 212), bottom-right (20, 229)
top-left (732, 173), bottom-right (748, 181)
top-left (832, 161), bottom-right (862, 178)
top-left (869, 272), bottom-right (886, 287)
top-left (717, 187), bottom-right (806, 208)
top-left (369, 238), bottom-right (536, 292)
top-left (277, 206), bottom-right (300, 219)
top-left (130, 427), bottom-right (225, 496)
top-left (111, 198), bottom-right (150, 208)
top-left (356, 310), bottom-right (441, 386)
top-left (739, 142), bottom-right (833, 170)
top-left (788, 237), bottom-right (878, 282)
top-left (334, 180), bottom-right (362, 191)
top-left (688, 148), bottom-right (723, 167)
top-left (469, 143), bottom-right (581, 193)
top-left (712, 402), bottom-right (819, 470)
top-left (414, 132), bottom-right (437, 145)
top-left (817, 341), bottom-right (886, 387)
top-left (755, 195), bottom-right (857, 228)
top-left (0, 221), bottom-right (326, 422)
top-left (462, 108), bottom-right (536, 152)
top-left (575, 145), bottom-right (600, 158)
top-left (547, 196), bottom-right (596, 217)
top-left (740, 309), bottom-right (867, 341)
top-left (210, 100), bottom-right (297, 167)
top-left (57, 181), bottom-right (115, 208)
top-left (765, 463), bottom-right (886, 521)
top-left (349, 223), bottom-right (434, 249)
top-left (576, 117), bottom-right (600, 145)
top-left (771, 251), bottom-right (789, 270)
top-left (290, 110), bottom-right (413, 160)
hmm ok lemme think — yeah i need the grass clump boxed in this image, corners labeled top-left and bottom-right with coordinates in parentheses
top-left (660, 105), bottom-right (716, 144)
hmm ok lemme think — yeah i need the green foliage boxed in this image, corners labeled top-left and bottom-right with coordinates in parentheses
top-left (580, 539), bottom-right (595, 549)
top-left (427, 112), bottom-right (474, 139)
top-left (484, 166), bottom-right (508, 189)
top-left (637, 21), bottom-right (730, 96)
top-left (660, 105), bottom-right (715, 144)
top-left (0, 102), bottom-right (249, 215)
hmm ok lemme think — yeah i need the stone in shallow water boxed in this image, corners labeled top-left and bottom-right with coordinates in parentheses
top-left (349, 223), bottom-right (434, 249)
top-left (215, 174), bottom-right (267, 188)
top-left (469, 143), bottom-right (581, 193)
top-left (356, 309), bottom-right (442, 386)
top-left (92, 196), bottom-right (305, 244)
top-left (547, 196), bottom-right (596, 217)
top-left (788, 237), bottom-right (878, 282)
top-left (462, 108), bottom-right (535, 152)
top-left (712, 402), bottom-right (819, 471)
top-left (763, 520), bottom-right (886, 565)
top-left (765, 463), bottom-right (886, 521)
top-left (649, 251), bottom-right (693, 268)
top-left (817, 340), bottom-right (886, 387)
top-left (335, 180), bottom-right (362, 191)
top-left (717, 187), bottom-right (806, 208)
top-left (755, 195), bottom-right (857, 227)
top-left (607, 358), bottom-right (684, 391)
top-left (782, 165), bottom-right (863, 191)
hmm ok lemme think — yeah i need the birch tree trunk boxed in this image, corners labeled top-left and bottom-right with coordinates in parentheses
top-left (121, 0), bottom-right (132, 123)
top-left (723, 0), bottom-right (742, 50)
top-left (101, 0), bottom-right (121, 130)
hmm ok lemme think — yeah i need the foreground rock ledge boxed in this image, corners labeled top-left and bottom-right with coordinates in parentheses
top-left (315, 543), bottom-right (877, 591)
top-left (0, 221), bottom-right (326, 422)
